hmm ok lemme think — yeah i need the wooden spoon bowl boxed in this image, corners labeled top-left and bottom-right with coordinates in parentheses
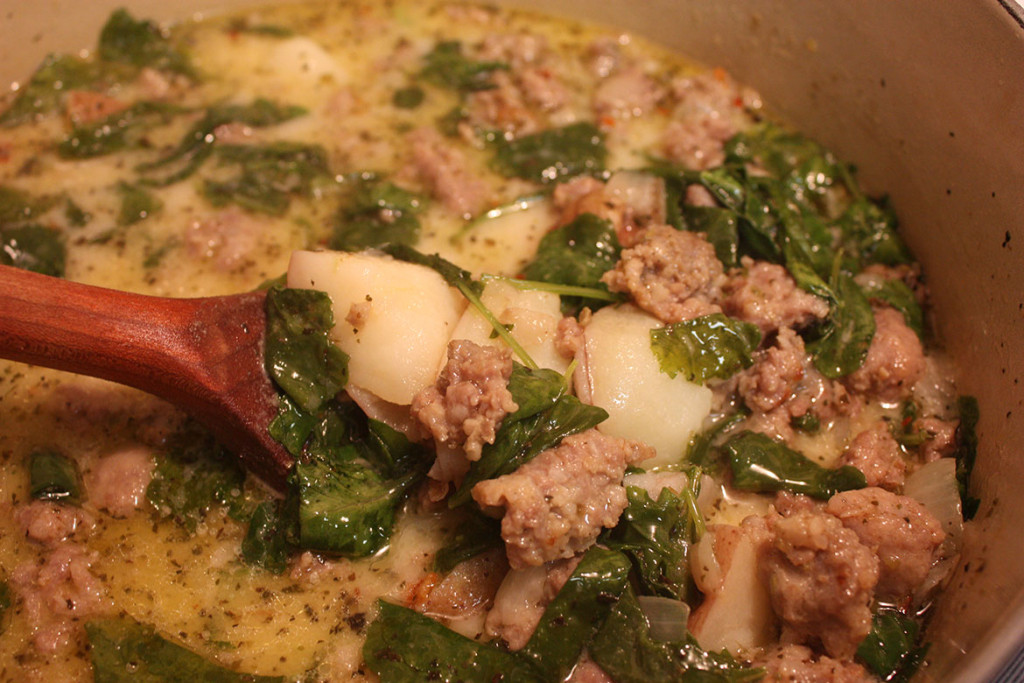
top-left (0, 265), bottom-right (292, 490)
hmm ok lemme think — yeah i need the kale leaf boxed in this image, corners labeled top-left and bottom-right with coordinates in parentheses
top-left (650, 313), bottom-right (762, 384)
top-left (86, 616), bottom-right (283, 683)
top-left (860, 276), bottom-right (924, 339)
top-left (491, 122), bottom-right (607, 183)
top-left (600, 484), bottom-right (700, 601)
top-left (432, 513), bottom-right (503, 574)
top-left (146, 421), bottom-right (247, 533)
top-left (520, 212), bottom-right (621, 311)
top-left (204, 142), bottom-right (331, 216)
top-left (518, 547), bottom-right (633, 680)
top-left (804, 269), bottom-right (877, 379)
top-left (856, 608), bottom-right (928, 683)
top-left (117, 181), bottom-right (163, 226)
top-left (363, 600), bottom-right (542, 682)
top-left (954, 395), bottom-right (981, 520)
top-left (724, 431), bottom-right (866, 499)
top-left (0, 54), bottom-right (101, 127)
top-left (330, 176), bottom-right (423, 250)
top-left (28, 449), bottom-right (84, 505)
top-left (264, 287), bottom-right (348, 415)
top-left (291, 420), bottom-right (430, 558)
top-left (590, 586), bottom-right (763, 683)
top-left (0, 225), bottom-right (66, 277)
top-left (98, 9), bottom-right (196, 77)
top-left (138, 99), bottom-right (307, 186)
top-left (420, 41), bottom-right (509, 93)
top-left (59, 101), bottom-right (184, 160)
top-left (240, 501), bottom-right (292, 574)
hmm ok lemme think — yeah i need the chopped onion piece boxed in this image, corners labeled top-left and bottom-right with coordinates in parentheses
top-left (637, 595), bottom-right (690, 642)
top-left (904, 457), bottom-right (963, 553)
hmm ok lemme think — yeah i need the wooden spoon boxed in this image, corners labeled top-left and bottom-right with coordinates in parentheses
top-left (0, 264), bottom-right (293, 490)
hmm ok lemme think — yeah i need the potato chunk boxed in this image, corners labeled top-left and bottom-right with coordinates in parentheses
top-left (582, 305), bottom-right (711, 466)
top-left (449, 279), bottom-right (568, 373)
top-left (287, 250), bottom-right (465, 405)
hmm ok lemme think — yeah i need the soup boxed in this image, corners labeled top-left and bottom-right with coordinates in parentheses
top-left (0, 1), bottom-right (976, 681)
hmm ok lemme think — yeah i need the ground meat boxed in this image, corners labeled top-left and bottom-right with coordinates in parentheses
top-left (472, 430), bottom-right (654, 568)
top-left (661, 116), bottom-right (737, 170)
top-left (593, 66), bottom-right (663, 120)
top-left (185, 209), bottom-right (260, 272)
top-left (723, 259), bottom-right (830, 335)
top-left (601, 224), bottom-right (725, 322)
top-left (15, 501), bottom-right (94, 546)
top-left (555, 315), bottom-right (585, 361)
top-left (88, 447), bottom-right (154, 518)
top-left (412, 340), bottom-right (518, 462)
top-left (826, 487), bottom-right (945, 601)
top-left (763, 507), bottom-right (879, 659)
top-left (836, 422), bottom-right (906, 491)
top-left (758, 644), bottom-right (875, 683)
top-left (567, 656), bottom-right (615, 683)
top-left (64, 90), bottom-right (127, 127)
top-left (466, 71), bottom-right (541, 136)
top-left (736, 328), bottom-right (856, 441)
top-left (915, 416), bottom-right (959, 462)
top-left (485, 556), bottom-right (580, 649)
top-left (517, 65), bottom-right (570, 112)
top-left (844, 307), bottom-right (925, 403)
top-left (10, 545), bottom-right (110, 653)
top-left (405, 127), bottom-right (489, 217)
top-left (551, 172), bottom-right (666, 247)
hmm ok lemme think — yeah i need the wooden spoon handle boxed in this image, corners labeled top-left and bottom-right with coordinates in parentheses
top-left (0, 265), bottom-right (292, 489)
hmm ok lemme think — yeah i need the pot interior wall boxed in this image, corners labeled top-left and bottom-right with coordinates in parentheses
top-left (2, 1), bottom-right (1022, 680)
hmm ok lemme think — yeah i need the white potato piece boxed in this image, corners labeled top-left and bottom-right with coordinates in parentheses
top-left (446, 196), bottom-right (555, 276)
top-left (287, 250), bottom-right (465, 405)
top-left (582, 305), bottom-right (711, 466)
top-left (689, 525), bottom-right (776, 654)
top-left (449, 279), bottom-right (568, 373)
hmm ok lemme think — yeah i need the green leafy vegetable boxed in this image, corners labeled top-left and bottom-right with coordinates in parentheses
top-left (492, 122), bottom-right (606, 183)
top-left (590, 586), bottom-right (763, 683)
top-left (240, 501), bottom-right (291, 574)
top-left (420, 41), bottom-right (509, 93)
top-left (954, 395), bottom-right (980, 520)
top-left (0, 224), bottom-right (66, 276)
top-left (117, 181), bottom-right (163, 226)
top-left (393, 86), bottom-right (425, 109)
top-left (292, 421), bottom-right (430, 558)
top-left (601, 484), bottom-right (700, 601)
top-left (146, 422), bottom-right (246, 533)
top-left (59, 101), bottom-right (183, 160)
top-left (724, 431), bottom-right (866, 499)
top-left (518, 547), bottom-right (633, 680)
top-left (86, 616), bottom-right (283, 683)
top-left (330, 176), bottom-right (423, 250)
top-left (835, 196), bottom-right (912, 270)
top-left (432, 514), bottom-right (503, 573)
top-left (363, 600), bottom-right (542, 682)
top-left (29, 449), bottom-right (83, 504)
top-left (856, 608), bottom-right (928, 683)
top-left (804, 269), bottom-right (877, 379)
top-left (264, 287), bottom-right (348, 414)
top-left (0, 581), bottom-right (10, 634)
top-left (138, 99), bottom-right (307, 186)
top-left (521, 212), bottom-right (621, 311)
top-left (685, 410), bottom-right (748, 471)
top-left (204, 142), bottom-right (331, 215)
top-left (451, 363), bottom-right (607, 506)
top-left (0, 54), bottom-right (100, 127)
top-left (650, 313), bottom-right (762, 384)
top-left (97, 9), bottom-right (195, 77)
top-left (0, 185), bottom-right (59, 224)
top-left (861, 276), bottom-right (924, 339)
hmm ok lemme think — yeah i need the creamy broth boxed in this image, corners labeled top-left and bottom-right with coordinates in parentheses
top-left (0, 2), bottom-right (970, 681)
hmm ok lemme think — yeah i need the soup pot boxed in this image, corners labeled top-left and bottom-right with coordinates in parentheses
top-left (2, 0), bottom-right (1022, 680)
